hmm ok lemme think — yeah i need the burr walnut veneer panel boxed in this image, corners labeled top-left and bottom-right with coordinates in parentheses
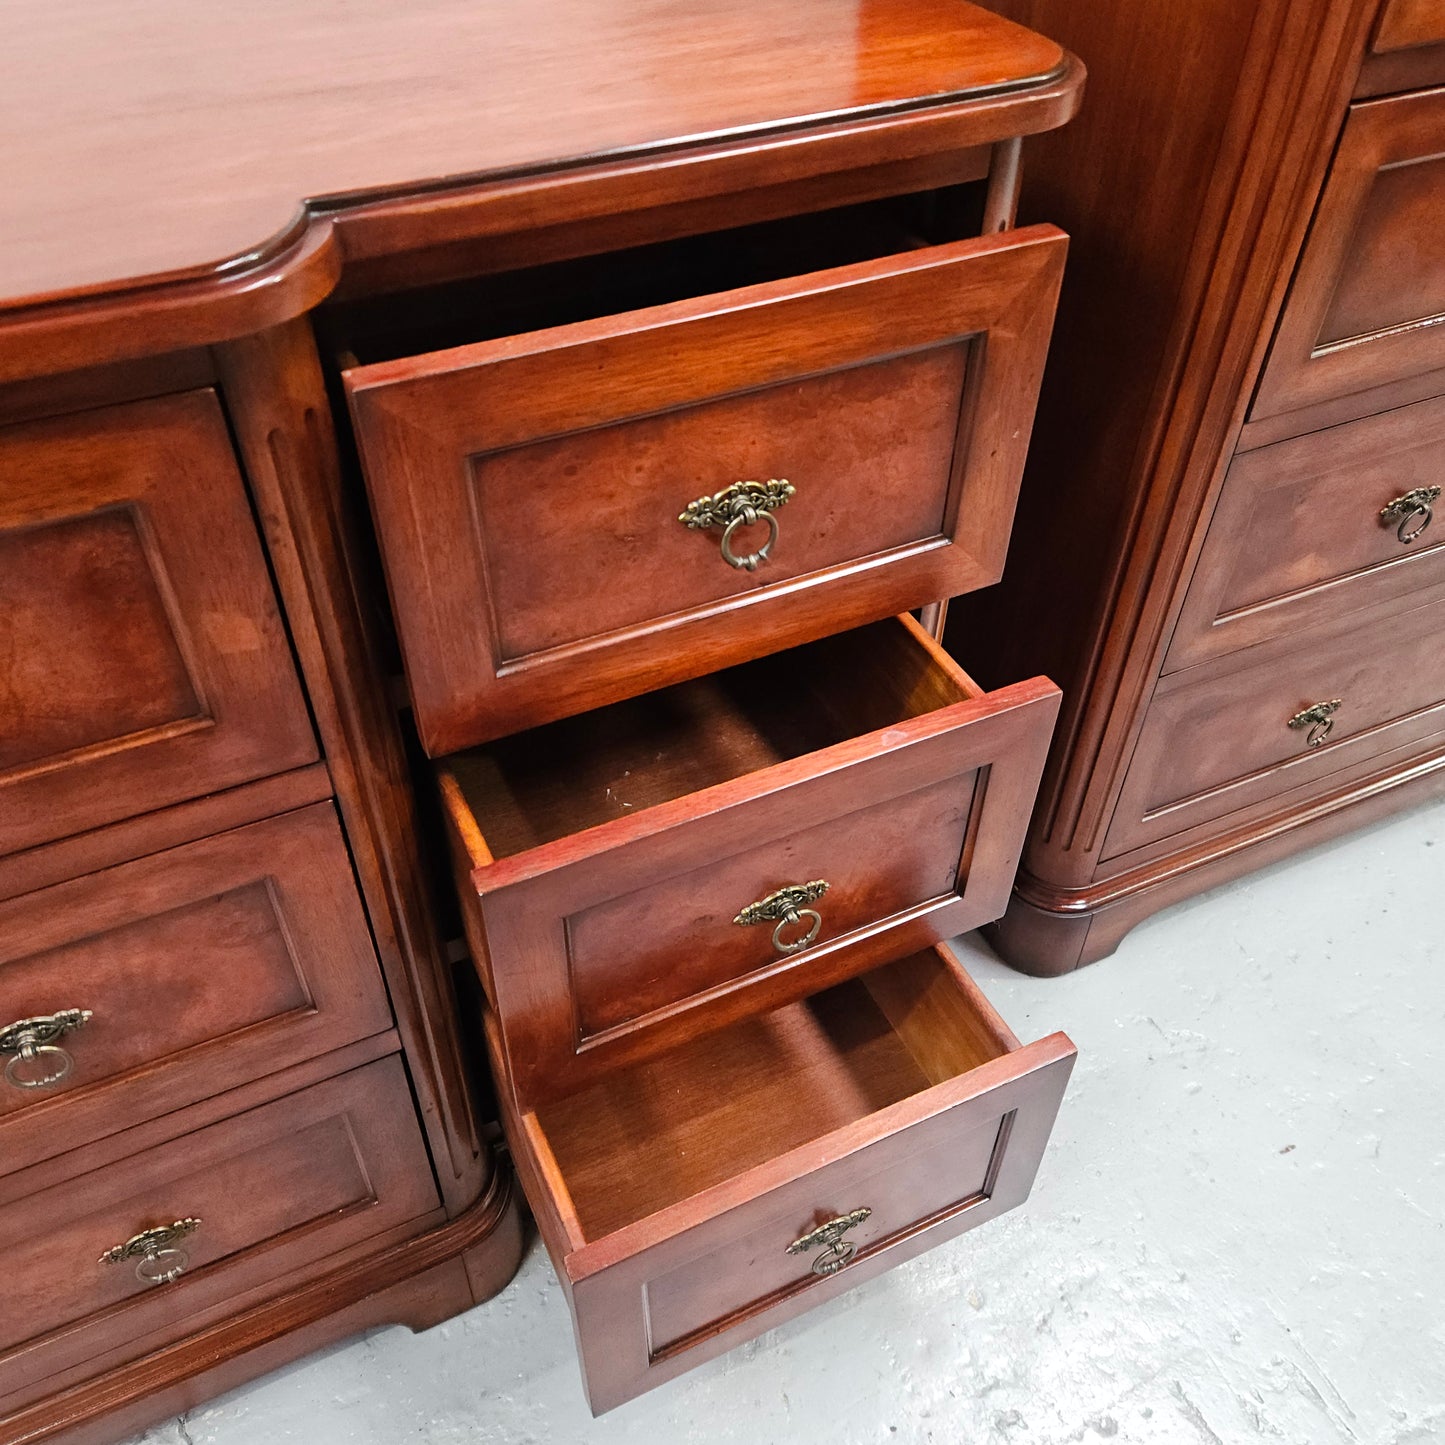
top-left (1255, 88), bottom-right (1445, 419)
top-left (0, 804), bottom-right (392, 1179)
top-left (347, 226), bottom-right (1065, 753)
top-left (0, 1058), bottom-right (439, 1414)
top-left (0, 391), bottom-right (316, 856)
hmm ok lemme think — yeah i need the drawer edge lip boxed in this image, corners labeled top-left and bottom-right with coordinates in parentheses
top-left (341, 224), bottom-right (1069, 394)
top-left (485, 534), bottom-right (959, 684)
top-left (557, 1029), bottom-right (1077, 1282)
top-left (0, 1032), bottom-right (402, 1199)
top-left (570, 893), bottom-right (966, 1056)
top-left (449, 674), bottom-right (1061, 895)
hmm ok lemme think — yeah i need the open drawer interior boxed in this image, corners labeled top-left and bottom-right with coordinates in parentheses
top-left (534, 945), bottom-right (1019, 1238)
top-left (324, 194), bottom-right (972, 366)
top-left (495, 941), bottom-right (1076, 1412)
top-left (442, 615), bottom-right (981, 859)
top-left (439, 614), bottom-right (1060, 1104)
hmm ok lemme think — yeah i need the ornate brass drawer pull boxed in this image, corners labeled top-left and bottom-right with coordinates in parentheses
top-left (100, 1218), bottom-right (202, 1286)
top-left (679, 478), bottom-right (795, 571)
top-left (0, 1008), bottom-right (92, 1089)
top-left (734, 880), bottom-right (829, 955)
top-left (1288, 698), bottom-right (1343, 749)
top-left (786, 1207), bottom-right (873, 1276)
top-left (1380, 486), bottom-right (1440, 544)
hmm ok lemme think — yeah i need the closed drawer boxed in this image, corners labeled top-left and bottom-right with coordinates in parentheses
top-left (0, 1056), bottom-right (438, 1409)
top-left (440, 615), bottom-right (1059, 1105)
top-left (1167, 394), bottom-right (1445, 671)
top-left (343, 209), bottom-right (1066, 753)
top-left (0, 390), bottom-right (317, 855)
top-left (1255, 89), bottom-right (1445, 420)
top-left (496, 942), bottom-right (1074, 1414)
top-left (0, 804), bottom-right (393, 1176)
top-left (1374, 0), bottom-right (1445, 52)
top-left (1107, 582), bottom-right (1445, 860)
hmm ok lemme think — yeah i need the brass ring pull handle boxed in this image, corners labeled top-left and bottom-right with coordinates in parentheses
top-left (771, 907), bottom-right (822, 955)
top-left (1288, 698), bottom-right (1343, 749)
top-left (786, 1207), bottom-right (873, 1277)
top-left (100, 1218), bottom-right (202, 1286)
top-left (1380, 486), bottom-right (1441, 545)
top-left (0, 1009), bottom-right (91, 1089)
top-left (719, 508), bottom-right (780, 571)
top-left (734, 880), bottom-right (830, 956)
top-left (679, 479), bottom-right (795, 571)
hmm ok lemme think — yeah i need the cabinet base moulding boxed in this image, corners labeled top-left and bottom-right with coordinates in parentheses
top-left (989, 741), bottom-right (1445, 975)
top-left (1, 1156), bottom-right (524, 1445)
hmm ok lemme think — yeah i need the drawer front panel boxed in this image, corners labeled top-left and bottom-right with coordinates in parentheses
top-left (462, 677), bottom-right (1059, 1105)
top-left (473, 344), bottom-right (967, 661)
top-left (1374, 0), bottom-right (1445, 52)
top-left (1255, 91), bottom-right (1445, 419)
top-left (1107, 586), bottom-right (1445, 858)
top-left (346, 226), bottom-right (1065, 753)
top-left (0, 805), bottom-right (392, 1173)
top-left (1167, 395), bottom-right (1445, 670)
top-left (566, 773), bottom-right (977, 1040)
top-left (0, 1057), bottom-right (437, 1399)
top-left (643, 1095), bottom-right (1007, 1354)
top-left (0, 391), bottom-right (317, 854)
top-left (562, 1031), bottom-right (1075, 1413)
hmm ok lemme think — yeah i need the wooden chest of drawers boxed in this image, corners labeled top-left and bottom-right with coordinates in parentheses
top-left (947, 0), bottom-right (1445, 971)
top-left (0, 357), bottom-right (523, 1445)
top-left (341, 221), bottom-right (1066, 749)
top-left (2, 0), bottom-right (1083, 1435)
top-left (317, 136), bottom-right (1083, 1408)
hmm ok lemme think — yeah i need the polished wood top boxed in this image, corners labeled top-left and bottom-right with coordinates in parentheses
top-left (1, 0), bottom-right (1064, 310)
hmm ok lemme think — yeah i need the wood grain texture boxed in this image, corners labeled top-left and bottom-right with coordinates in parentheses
top-left (495, 944), bottom-right (1074, 1413)
top-left (0, 391), bottom-right (317, 856)
top-left (444, 617), bottom-right (1059, 1105)
top-left (1104, 581), bottom-right (1445, 862)
top-left (0, 804), bottom-right (391, 1179)
top-left (347, 222), bottom-right (1065, 753)
top-left (1255, 87), bottom-right (1445, 420)
top-left (1167, 393), bottom-right (1445, 671)
top-left (0, 0), bottom-right (1077, 1428)
top-left (1355, 38), bottom-right (1445, 93)
top-left (0, 766), bottom-right (333, 906)
top-left (0, 1132), bottom-right (521, 1445)
top-left (1373, 0), bottom-right (1445, 50)
top-left (214, 320), bottom-right (490, 1214)
top-left (947, 0), bottom-right (1385, 969)
top-left (0, 1057), bottom-right (438, 1413)
top-left (0, 0), bottom-right (1063, 307)
top-left (990, 736), bottom-right (1445, 975)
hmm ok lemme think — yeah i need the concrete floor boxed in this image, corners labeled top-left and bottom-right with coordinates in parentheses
top-left (129, 799), bottom-right (1444, 1445)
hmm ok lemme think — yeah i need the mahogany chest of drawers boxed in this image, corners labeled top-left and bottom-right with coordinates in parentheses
top-left (2, 1), bottom-right (1084, 1435)
top-left (953, 0), bottom-right (1445, 970)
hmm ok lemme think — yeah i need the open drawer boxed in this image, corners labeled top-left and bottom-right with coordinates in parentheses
top-left (342, 205), bottom-right (1066, 753)
top-left (439, 614), bottom-right (1060, 1104)
top-left (492, 941), bottom-right (1075, 1413)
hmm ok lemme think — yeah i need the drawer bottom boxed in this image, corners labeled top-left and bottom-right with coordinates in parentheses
top-left (494, 943), bottom-right (1074, 1412)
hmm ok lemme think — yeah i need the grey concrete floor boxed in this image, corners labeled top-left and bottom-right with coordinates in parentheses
top-left (130, 799), bottom-right (1444, 1445)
